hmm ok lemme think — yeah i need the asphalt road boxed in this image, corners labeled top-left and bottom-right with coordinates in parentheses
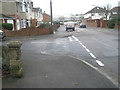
top-left (2, 25), bottom-right (119, 88)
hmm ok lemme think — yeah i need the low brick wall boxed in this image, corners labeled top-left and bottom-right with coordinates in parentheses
top-left (3, 25), bottom-right (59, 37)
top-left (86, 20), bottom-right (97, 27)
top-left (115, 24), bottom-right (120, 29)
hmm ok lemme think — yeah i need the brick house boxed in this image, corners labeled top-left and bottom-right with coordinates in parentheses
top-left (0, 0), bottom-right (34, 30)
top-left (42, 11), bottom-right (51, 22)
top-left (32, 8), bottom-right (43, 27)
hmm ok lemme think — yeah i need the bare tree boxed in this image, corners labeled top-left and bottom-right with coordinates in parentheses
top-left (103, 4), bottom-right (112, 20)
top-left (70, 14), bottom-right (76, 21)
top-left (58, 16), bottom-right (65, 22)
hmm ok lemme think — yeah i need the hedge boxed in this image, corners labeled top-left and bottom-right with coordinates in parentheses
top-left (0, 23), bottom-right (13, 30)
top-left (108, 17), bottom-right (120, 28)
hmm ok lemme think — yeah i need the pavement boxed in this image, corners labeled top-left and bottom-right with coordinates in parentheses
top-left (3, 53), bottom-right (117, 88)
top-left (2, 27), bottom-right (118, 88)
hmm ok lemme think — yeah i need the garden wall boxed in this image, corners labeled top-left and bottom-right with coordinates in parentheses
top-left (3, 25), bottom-right (59, 37)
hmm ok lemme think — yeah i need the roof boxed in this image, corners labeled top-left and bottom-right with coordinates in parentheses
top-left (0, 0), bottom-right (32, 2)
top-left (0, 14), bottom-right (16, 19)
top-left (110, 7), bottom-right (120, 12)
top-left (84, 7), bottom-right (107, 15)
top-left (33, 8), bottom-right (42, 12)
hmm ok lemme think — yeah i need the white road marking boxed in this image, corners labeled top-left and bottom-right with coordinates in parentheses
top-left (78, 41), bottom-right (83, 45)
top-left (72, 35), bottom-right (79, 41)
top-left (96, 60), bottom-right (104, 67)
top-left (68, 37), bottom-right (73, 41)
top-left (41, 51), bottom-right (47, 55)
top-left (82, 45), bottom-right (87, 49)
top-left (69, 56), bottom-right (98, 70)
top-left (53, 31), bottom-right (56, 34)
top-left (69, 35), bottom-right (104, 67)
top-left (31, 42), bottom-right (52, 44)
top-left (85, 48), bottom-right (90, 53)
top-left (89, 53), bottom-right (96, 59)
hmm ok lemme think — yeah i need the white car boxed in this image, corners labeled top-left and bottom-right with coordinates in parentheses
top-left (66, 22), bottom-right (75, 31)
top-left (0, 30), bottom-right (5, 40)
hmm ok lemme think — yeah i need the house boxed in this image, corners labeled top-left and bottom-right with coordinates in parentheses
top-left (84, 6), bottom-right (108, 20)
top-left (0, 0), bottom-right (33, 30)
top-left (32, 7), bottom-right (43, 27)
top-left (42, 11), bottom-right (51, 22)
top-left (110, 6), bottom-right (120, 29)
top-left (0, 14), bottom-right (16, 30)
top-left (83, 6), bottom-right (109, 27)
top-left (110, 6), bottom-right (120, 19)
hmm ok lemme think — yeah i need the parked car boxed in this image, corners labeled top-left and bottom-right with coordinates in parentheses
top-left (79, 23), bottom-right (86, 28)
top-left (0, 30), bottom-right (5, 40)
top-left (66, 22), bottom-right (75, 31)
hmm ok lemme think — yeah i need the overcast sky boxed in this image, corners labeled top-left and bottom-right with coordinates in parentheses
top-left (33, 0), bottom-right (119, 17)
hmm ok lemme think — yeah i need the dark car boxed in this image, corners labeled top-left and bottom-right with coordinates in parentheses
top-left (79, 23), bottom-right (86, 28)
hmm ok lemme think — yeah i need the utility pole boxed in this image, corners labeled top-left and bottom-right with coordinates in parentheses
top-left (50, 0), bottom-right (53, 26)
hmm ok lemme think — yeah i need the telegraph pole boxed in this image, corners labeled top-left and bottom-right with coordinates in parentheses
top-left (50, 0), bottom-right (53, 26)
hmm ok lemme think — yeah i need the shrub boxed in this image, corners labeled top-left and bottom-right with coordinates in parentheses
top-left (37, 22), bottom-right (50, 28)
top-left (1, 23), bottom-right (13, 30)
top-left (108, 17), bottom-right (120, 28)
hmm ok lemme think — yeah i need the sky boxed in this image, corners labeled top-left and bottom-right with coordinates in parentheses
top-left (33, 0), bottom-right (119, 17)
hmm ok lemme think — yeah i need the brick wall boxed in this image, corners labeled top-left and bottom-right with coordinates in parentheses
top-left (3, 25), bottom-right (59, 37)
top-left (83, 19), bottom-right (108, 28)
top-left (115, 24), bottom-right (120, 29)
top-left (100, 19), bottom-right (108, 28)
top-left (86, 20), bottom-right (97, 27)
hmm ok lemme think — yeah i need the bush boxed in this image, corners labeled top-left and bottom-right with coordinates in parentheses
top-left (108, 17), bottom-right (120, 28)
top-left (1, 23), bottom-right (13, 30)
top-left (53, 21), bottom-right (60, 25)
top-left (37, 22), bottom-right (51, 28)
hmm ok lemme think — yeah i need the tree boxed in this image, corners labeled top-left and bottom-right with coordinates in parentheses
top-left (103, 4), bottom-right (111, 20)
top-left (58, 16), bottom-right (65, 22)
top-left (70, 14), bottom-right (76, 21)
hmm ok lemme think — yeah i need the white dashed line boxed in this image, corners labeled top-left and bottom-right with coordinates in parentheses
top-left (89, 53), bottom-right (96, 59)
top-left (68, 35), bottom-right (104, 67)
top-left (72, 35), bottom-right (79, 41)
top-left (85, 48), bottom-right (90, 53)
top-left (68, 37), bottom-right (73, 41)
top-left (96, 60), bottom-right (104, 67)
top-left (82, 45), bottom-right (87, 49)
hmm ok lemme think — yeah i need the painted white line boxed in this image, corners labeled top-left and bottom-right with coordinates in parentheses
top-left (89, 53), bottom-right (96, 59)
top-left (53, 31), bottom-right (55, 34)
top-left (78, 41), bottom-right (83, 45)
top-left (82, 45), bottom-right (87, 49)
top-left (41, 51), bottom-right (47, 55)
top-left (68, 37), bottom-right (73, 41)
top-left (96, 60), bottom-right (104, 67)
top-left (69, 55), bottom-right (98, 70)
top-left (72, 35), bottom-right (79, 41)
top-left (85, 48), bottom-right (90, 53)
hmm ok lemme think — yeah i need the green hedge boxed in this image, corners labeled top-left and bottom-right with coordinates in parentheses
top-left (0, 23), bottom-right (13, 30)
top-left (37, 22), bottom-right (50, 28)
top-left (108, 17), bottom-right (120, 28)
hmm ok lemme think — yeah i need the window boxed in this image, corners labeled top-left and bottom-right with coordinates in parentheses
top-left (91, 13), bottom-right (94, 16)
top-left (112, 12), bottom-right (117, 14)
